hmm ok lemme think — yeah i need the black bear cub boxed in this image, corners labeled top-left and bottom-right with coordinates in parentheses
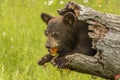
top-left (38, 12), bottom-right (96, 68)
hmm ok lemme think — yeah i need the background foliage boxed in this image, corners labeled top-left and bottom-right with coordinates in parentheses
top-left (0, 0), bottom-right (120, 80)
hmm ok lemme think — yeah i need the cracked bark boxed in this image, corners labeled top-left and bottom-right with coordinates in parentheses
top-left (59, 1), bottom-right (120, 79)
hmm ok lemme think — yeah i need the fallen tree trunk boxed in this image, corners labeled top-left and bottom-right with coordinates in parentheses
top-left (58, 1), bottom-right (120, 79)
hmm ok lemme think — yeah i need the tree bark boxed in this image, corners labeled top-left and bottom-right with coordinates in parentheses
top-left (59, 1), bottom-right (120, 79)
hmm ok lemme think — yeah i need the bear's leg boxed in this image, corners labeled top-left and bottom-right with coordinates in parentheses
top-left (51, 56), bottom-right (68, 69)
top-left (38, 53), bottom-right (54, 65)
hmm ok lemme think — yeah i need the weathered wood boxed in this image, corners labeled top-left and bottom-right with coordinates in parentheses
top-left (59, 1), bottom-right (120, 79)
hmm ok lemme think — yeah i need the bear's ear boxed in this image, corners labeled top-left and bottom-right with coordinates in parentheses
top-left (63, 12), bottom-right (76, 25)
top-left (41, 13), bottom-right (53, 24)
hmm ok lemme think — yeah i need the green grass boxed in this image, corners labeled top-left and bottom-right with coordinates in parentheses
top-left (0, 0), bottom-right (120, 80)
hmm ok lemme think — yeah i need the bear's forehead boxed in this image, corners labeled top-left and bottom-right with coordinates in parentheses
top-left (49, 17), bottom-right (63, 23)
top-left (47, 17), bottom-right (70, 32)
top-left (48, 17), bottom-right (65, 28)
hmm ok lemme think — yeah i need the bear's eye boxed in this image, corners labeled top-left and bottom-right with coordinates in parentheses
top-left (44, 30), bottom-right (48, 36)
top-left (51, 32), bottom-right (59, 37)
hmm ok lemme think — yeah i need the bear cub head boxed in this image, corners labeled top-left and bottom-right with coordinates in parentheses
top-left (41, 12), bottom-right (77, 55)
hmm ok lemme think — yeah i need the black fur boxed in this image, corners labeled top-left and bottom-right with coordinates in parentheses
top-left (38, 12), bottom-right (96, 68)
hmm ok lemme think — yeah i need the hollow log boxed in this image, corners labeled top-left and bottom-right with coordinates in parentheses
top-left (58, 1), bottom-right (120, 79)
